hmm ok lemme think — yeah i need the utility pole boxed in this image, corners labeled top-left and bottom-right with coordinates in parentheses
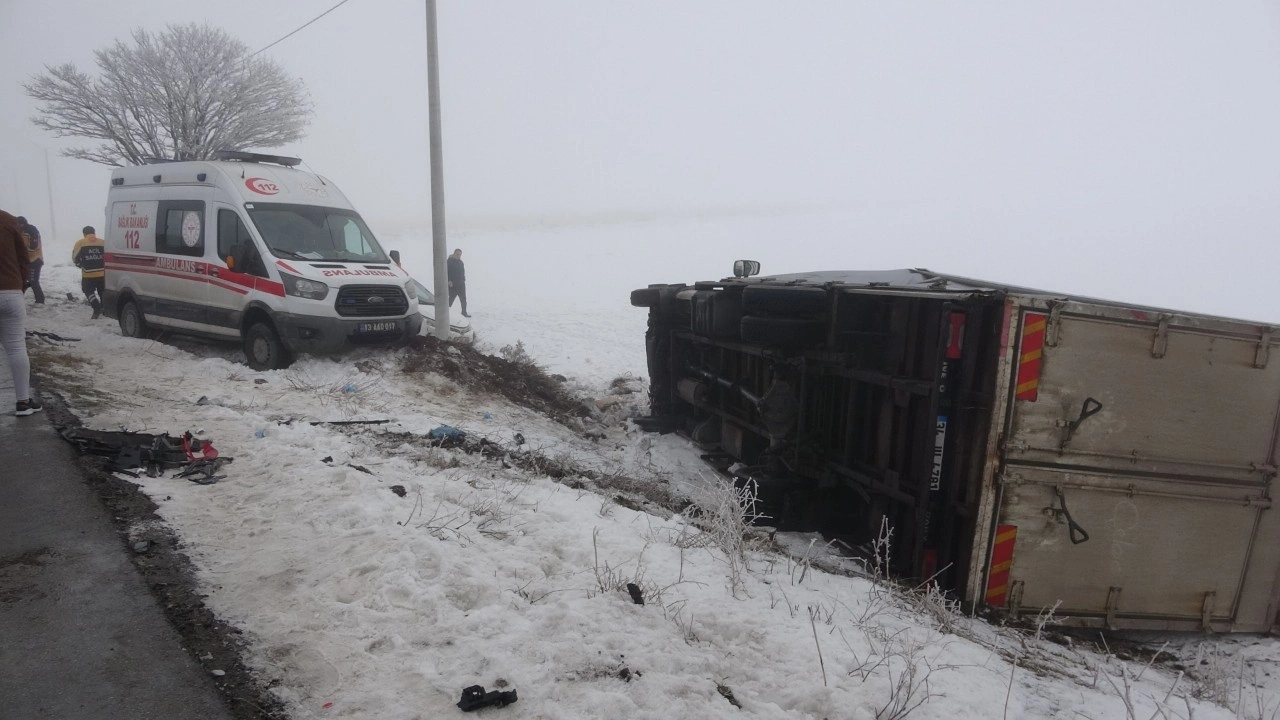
top-left (43, 148), bottom-right (58, 245)
top-left (425, 0), bottom-right (450, 340)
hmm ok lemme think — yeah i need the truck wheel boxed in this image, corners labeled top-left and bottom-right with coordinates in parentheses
top-left (742, 286), bottom-right (829, 317)
top-left (740, 315), bottom-right (826, 346)
top-left (118, 299), bottom-right (147, 339)
top-left (630, 288), bottom-right (662, 308)
top-left (244, 322), bottom-right (293, 371)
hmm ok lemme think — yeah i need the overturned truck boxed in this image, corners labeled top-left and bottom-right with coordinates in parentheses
top-left (633, 267), bottom-right (1280, 632)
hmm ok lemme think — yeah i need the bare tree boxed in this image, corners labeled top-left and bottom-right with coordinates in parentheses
top-left (25, 23), bottom-right (313, 166)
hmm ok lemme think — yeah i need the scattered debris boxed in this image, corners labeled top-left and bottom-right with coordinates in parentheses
top-left (513, 432), bottom-right (525, 446)
top-left (322, 456), bottom-right (334, 463)
top-left (308, 419), bottom-right (391, 427)
top-left (389, 485), bottom-right (407, 498)
top-left (626, 583), bottom-right (644, 606)
top-left (717, 683), bottom-right (742, 709)
top-left (60, 428), bottom-right (231, 483)
top-left (131, 540), bottom-right (151, 553)
top-left (253, 379), bottom-right (267, 385)
top-left (196, 396), bottom-right (211, 406)
top-left (482, 412), bottom-right (493, 420)
top-left (456, 685), bottom-right (518, 712)
top-left (427, 425), bottom-right (467, 447)
top-left (211, 669), bottom-right (226, 677)
top-left (347, 463), bottom-right (373, 475)
top-left (26, 330), bottom-right (80, 343)
top-left (341, 383), bottom-right (359, 393)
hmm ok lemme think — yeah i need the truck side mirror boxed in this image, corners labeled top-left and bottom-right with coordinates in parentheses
top-left (733, 260), bottom-right (761, 278)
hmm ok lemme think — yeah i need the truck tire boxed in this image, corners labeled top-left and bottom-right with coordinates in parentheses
top-left (630, 288), bottom-right (662, 308)
top-left (742, 285), bottom-right (828, 317)
top-left (244, 321), bottom-right (293, 371)
top-left (740, 315), bottom-right (826, 346)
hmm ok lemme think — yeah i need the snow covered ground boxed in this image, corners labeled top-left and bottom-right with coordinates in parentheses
top-left (12, 224), bottom-right (1280, 720)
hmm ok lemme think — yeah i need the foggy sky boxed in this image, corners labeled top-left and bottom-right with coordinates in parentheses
top-left (4, 1), bottom-right (1280, 320)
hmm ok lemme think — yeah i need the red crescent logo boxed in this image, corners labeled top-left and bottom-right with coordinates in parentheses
top-left (246, 177), bottom-right (280, 195)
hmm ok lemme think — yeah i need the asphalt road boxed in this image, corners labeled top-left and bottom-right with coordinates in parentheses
top-left (0, 374), bottom-right (234, 719)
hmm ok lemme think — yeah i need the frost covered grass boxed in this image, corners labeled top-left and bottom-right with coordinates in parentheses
top-left (19, 260), bottom-right (1280, 719)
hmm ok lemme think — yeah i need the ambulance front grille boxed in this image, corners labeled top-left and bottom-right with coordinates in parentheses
top-left (334, 285), bottom-right (409, 317)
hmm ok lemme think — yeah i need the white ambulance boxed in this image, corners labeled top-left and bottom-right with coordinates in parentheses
top-left (102, 152), bottom-right (421, 369)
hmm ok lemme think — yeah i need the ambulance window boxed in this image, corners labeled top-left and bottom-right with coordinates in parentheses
top-left (156, 201), bottom-right (205, 258)
top-left (337, 217), bottom-right (371, 256)
top-left (218, 210), bottom-right (267, 278)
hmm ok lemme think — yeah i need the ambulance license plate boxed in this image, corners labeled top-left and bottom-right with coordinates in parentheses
top-left (357, 321), bottom-right (397, 334)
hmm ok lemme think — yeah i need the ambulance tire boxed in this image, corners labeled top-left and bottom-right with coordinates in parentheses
top-left (244, 321), bottom-right (293, 371)
top-left (119, 299), bottom-right (148, 339)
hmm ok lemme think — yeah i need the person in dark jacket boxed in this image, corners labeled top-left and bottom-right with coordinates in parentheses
top-left (16, 216), bottom-right (44, 305)
top-left (0, 210), bottom-right (40, 415)
top-left (447, 248), bottom-right (470, 317)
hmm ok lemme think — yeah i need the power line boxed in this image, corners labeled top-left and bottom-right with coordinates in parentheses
top-left (250, 0), bottom-right (355, 57)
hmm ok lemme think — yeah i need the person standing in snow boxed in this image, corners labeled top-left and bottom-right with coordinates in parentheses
top-left (72, 225), bottom-right (106, 319)
top-left (0, 210), bottom-right (40, 416)
top-left (16, 216), bottom-right (44, 305)
top-left (447, 248), bottom-right (470, 317)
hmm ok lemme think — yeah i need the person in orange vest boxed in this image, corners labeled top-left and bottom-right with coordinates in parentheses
top-left (72, 225), bottom-right (106, 319)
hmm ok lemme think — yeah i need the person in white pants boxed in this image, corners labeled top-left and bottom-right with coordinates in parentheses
top-left (0, 210), bottom-right (39, 416)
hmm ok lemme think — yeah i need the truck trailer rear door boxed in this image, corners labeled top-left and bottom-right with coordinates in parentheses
top-left (989, 300), bottom-right (1280, 631)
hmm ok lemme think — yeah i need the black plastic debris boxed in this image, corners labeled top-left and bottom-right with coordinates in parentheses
top-left (627, 583), bottom-right (645, 606)
top-left (26, 330), bottom-right (80, 343)
top-left (513, 432), bottom-right (525, 446)
top-left (309, 419), bottom-right (391, 426)
top-left (389, 485), bottom-right (407, 498)
top-left (60, 427), bottom-right (231, 484)
top-left (348, 463), bottom-right (373, 475)
top-left (322, 456), bottom-right (334, 463)
top-left (457, 685), bottom-right (517, 712)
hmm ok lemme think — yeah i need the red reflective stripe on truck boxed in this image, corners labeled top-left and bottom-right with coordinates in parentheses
top-left (1014, 313), bottom-right (1047, 401)
top-left (985, 525), bottom-right (1018, 605)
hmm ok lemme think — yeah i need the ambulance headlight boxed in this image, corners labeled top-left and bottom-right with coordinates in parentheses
top-left (281, 273), bottom-right (329, 300)
top-left (404, 279), bottom-right (415, 299)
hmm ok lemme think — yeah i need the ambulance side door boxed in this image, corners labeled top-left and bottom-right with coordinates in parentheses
top-left (150, 199), bottom-right (211, 330)
top-left (209, 205), bottom-right (274, 337)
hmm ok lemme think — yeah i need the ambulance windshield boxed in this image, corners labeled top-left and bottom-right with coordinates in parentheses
top-left (246, 203), bottom-right (390, 263)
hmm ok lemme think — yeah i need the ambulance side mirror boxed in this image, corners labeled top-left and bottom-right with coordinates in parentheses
top-left (733, 260), bottom-right (761, 278)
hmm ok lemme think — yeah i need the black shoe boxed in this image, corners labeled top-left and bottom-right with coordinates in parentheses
top-left (15, 399), bottom-right (43, 416)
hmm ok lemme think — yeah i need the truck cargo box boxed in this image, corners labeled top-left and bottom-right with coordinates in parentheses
top-left (633, 267), bottom-right (1280, 632)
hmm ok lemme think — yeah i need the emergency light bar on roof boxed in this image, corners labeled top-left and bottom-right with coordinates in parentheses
top-left (211, 150), bottom-right (303, 167)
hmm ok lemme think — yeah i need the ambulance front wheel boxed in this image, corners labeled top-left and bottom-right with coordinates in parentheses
top-left (119, 299), bottom-right (148, 339)
top-left (244, 321), bottom-right (294, 371)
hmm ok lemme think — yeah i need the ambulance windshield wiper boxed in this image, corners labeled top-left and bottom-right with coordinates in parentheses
top-left (272, 249), bottom-right (312, 261)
